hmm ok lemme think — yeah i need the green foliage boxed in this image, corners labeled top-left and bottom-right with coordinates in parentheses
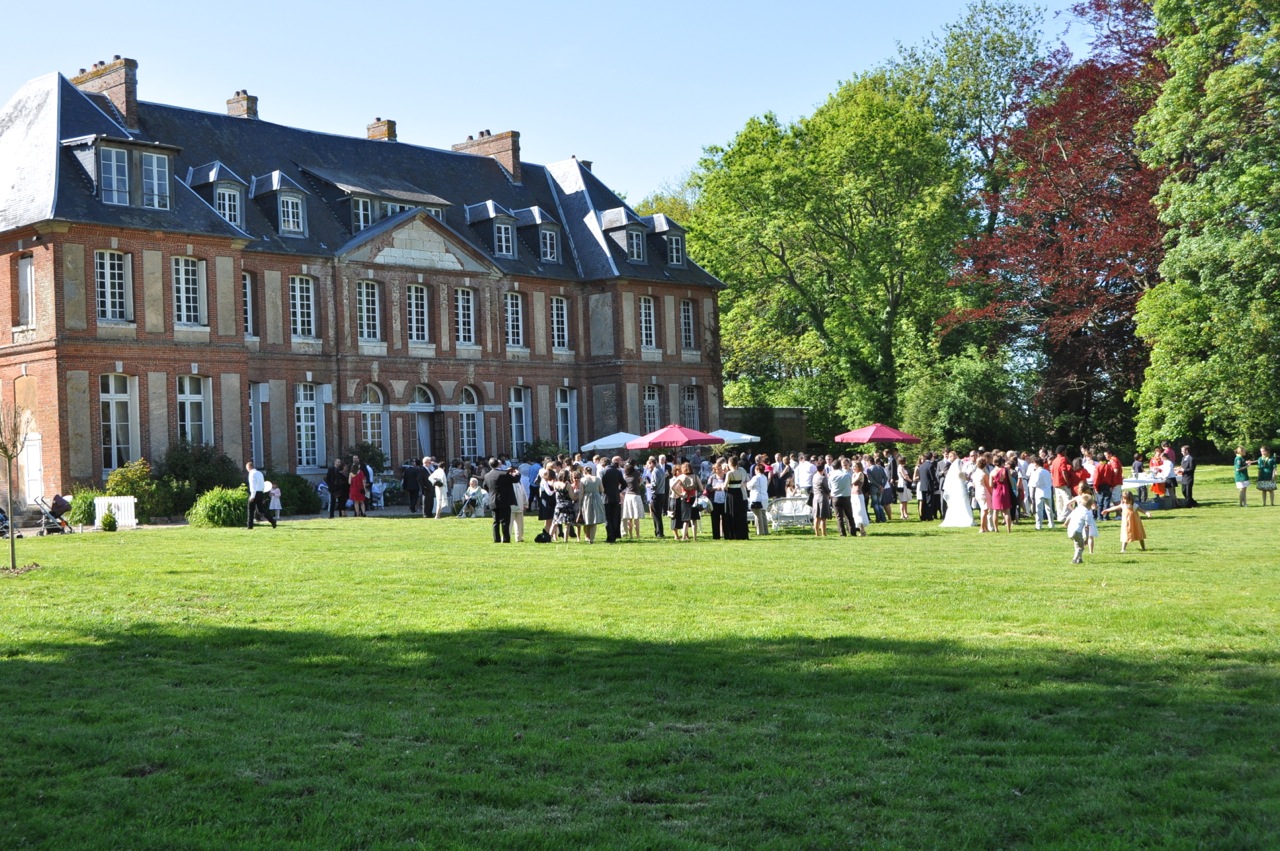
top-left (898, 345), bottom-right (1031, 450)
top-left (343, 441), bottom-right (387, 474)
top-left (264, 472), bottom-right (321, 516)
top-left (105, 459), bottom-right (168, 523)
top-left (634, 172), bottom-right (698, 223)
top-left (527, 438), bottom-right (566, 460)
top-left (186, 485), bottom-right (249, 528)
top-left (99, 509), bottom-right (117, 532)
top-left (156, 441), bottom-right (243, 514)
top-left (66, 486), bottom-right (104, 527)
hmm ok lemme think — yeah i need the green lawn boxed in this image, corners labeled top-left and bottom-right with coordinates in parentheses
top-left (1, 466), bottom-right (1276, 849)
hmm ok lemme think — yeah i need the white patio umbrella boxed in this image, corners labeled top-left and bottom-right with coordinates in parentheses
top-left (580, 431), bottom-right (642, 452)
top-left (710, 428), bottom-right (761, 445)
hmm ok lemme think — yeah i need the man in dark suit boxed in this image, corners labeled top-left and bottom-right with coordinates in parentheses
top-left (482, 457), bottom-right (516, 543)
top-left (601, 456), bottom-right (625, 543)
top-left (401, 458), bottom-right (421, 514)
top-left (649, 455), bottom-right (669, 538)
top-left (917, 452), bottom-right (939, 521)
top-left (417, 456), bottom-right (435, 517)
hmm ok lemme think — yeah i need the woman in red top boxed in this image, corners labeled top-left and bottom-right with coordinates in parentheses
top-left (349, 465), bottom-right (367, 517)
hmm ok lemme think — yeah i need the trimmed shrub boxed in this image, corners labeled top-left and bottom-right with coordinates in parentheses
top-left (263, 471), bottom-right (321, 516)
top-left (156, 441), bottom-right (243, 514)
top-left (100, 510), bottom-right (118, 532)
top-left (67, 486), bottom-right (105, 527)
top-left (342, 441), bottom-right (387, 474)
top-left (187, 485), bottom-right (249, 528)
top-left (106, 459), bottom-right (168, 522)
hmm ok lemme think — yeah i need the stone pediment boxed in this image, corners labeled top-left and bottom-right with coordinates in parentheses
top-left (339, 214), bottom-right (496, 274)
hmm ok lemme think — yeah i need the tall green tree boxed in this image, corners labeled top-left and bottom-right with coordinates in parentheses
top-left (1135, 1), bottom-right (1280, 447)
top-left (693, 73), bottom-right (967, 427)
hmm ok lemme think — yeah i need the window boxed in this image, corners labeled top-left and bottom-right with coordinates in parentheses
top-left (242, 272), bottom-right (256, 337)
top-left (459, 386), bottom-right (483, 459)
top-left (667, 234), bottom-right (685, 266)
top-left (540, 228), bottom-right (559, 262)
top-left (407, 284), bottom-right (429, 343)
top-left (643, 385), bottom-right (661, 434)
top-left (382, 202), bottom-right (414, 217)
top-left (216, 185), bottom-right (242, 226)
top-left (95, 250), bottom-right (131, 321)
top-left (424, 206), bottom-right (444, 221)
top-left (101, 148), bottom-right (128, 205)
top-left (509, 386), bottom-right (530, 459)
top-left (100, 373), bottom-right (134, 471)
top-left (639, 295), bottom-right (656, 349)
top-left (279, 194), bottom-right (304, 234)
top-left (556, 387), bottom-right (578, 451)
top-left (680, 299), bottom-right (696, 350)
top-left (360, 385), bottom-right (386, 452)
top-left (177, 375), bottom-right (210, 445)
top-left (504, 292), bottom-right (524, 348)
top-left (357, 280), bottom-right (381, 341)
top-left (141, 153), bottom-right (170, 210)
top-left (172, 256), bottom-right (205, 325)
top-left (681, 386), bottom-right (701, 430)
top-left (17, 256), bottom-right (34, 327)
top-left (411, 385), bottom-right (437, 459)
top-left (550, 296), bottom-right (569, 350)
top-left (494, 222), bottom-right (514, 257)
top-left (455, 287), bottom-right (475, 345)
top-left (295, 383), bottom-right (318, 467)
top-left (627, 230), bottom-right (645, 261)
top-left (290, 275), bottom-right (315, 337)
top-left (353, 197), bottom-right (373, 232)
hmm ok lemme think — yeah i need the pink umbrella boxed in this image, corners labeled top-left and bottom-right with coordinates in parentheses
top-left (834, 423), bottom-right (922, 444)
top-left (626, 423), bottom-right (725, 450)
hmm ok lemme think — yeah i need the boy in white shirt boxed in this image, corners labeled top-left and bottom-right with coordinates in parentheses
top-left (1065, 493), bottom-right (1097, 564)
top-left (1028, 459), bottom-right (1055, 530)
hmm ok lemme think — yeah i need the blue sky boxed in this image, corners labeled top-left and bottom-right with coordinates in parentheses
top-left (2, 0), bottom-right (1088, 202)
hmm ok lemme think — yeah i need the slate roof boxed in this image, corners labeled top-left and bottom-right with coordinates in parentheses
top-left (0, 69), bottom-right (721, 289)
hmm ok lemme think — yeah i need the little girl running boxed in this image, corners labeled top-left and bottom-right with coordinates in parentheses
top-left (1065, 493), bottom-right (1097, 564)
top-left (1100, 490), bottom-right (1151, 553)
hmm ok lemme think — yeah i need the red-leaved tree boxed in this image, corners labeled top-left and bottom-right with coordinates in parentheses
top-left (949, 0), bottom-right (1166, 447)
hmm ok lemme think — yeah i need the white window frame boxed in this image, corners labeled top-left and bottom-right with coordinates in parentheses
top-left (643, 385), bottom-right (661, 434)
top-left (382, 201), bottom-right (414, 218)
top-left (16, 256), bottom-right (35, 328)
top-left (627, 229), bottom-right (645, 262)
top-left (279, 193), bottom-right (305, 235)
top-left (509, 386), bottom-right (530, 459)
top-left (667, 234), bottom-right (685, 266)
top-left (459, 386), bottom-right (483, 459)
top-left (290, 275), bottom-right (315, 338)
top-left (95, 250), bottom-right (132, 322)
top-left (177, 374), bottom-right (212, 446)
top-left (101, 147), bottom-right (129, 206)
top-left (681, 386), bottom-right (701, 431)
top-left (141, 152), bottom-right (170, 210)
top-left (359, 385), bottom-right (387, 452)
top-left (504, 291), bottom-right (524, 348)
top-left (424, 206), bottom-right (444, 221)
top-left (357, 280), bottom-right (381, 341)
top-left (295, 383), bottom-right (319, 468)
top-left (539, 228), bottom-right (559, 263)
top-left (680, 299), bottom-right (696, 350)
top-left (172, 256), bottom-right (206, 326)
top-left (556, 387), bottom-right (578, 452)
top-left (353, 197), bottom-right (373, 232)
top-left (550, 296), bottom-right (569, 351)
top-left (100, 373), bottom-right (137, 473)
top-left (494, 222), bottom-right (514, 257)
top-left (242, 272), bottom-right (256, 337)
top-left (455, 287), bottom-right (475, 346)
top-left (639, 295), bottom-right (657, 349)
top-left (407, 284), bottom-right (429, 343)
top-left (216, 184), bottom-right (242, 226)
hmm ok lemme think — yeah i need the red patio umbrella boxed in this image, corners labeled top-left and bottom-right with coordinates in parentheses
top-left (834, 423), bottom-right (922, 444)
top-left (626, 423), bottom-right (724, 450)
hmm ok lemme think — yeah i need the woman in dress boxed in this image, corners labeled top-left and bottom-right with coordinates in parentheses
top-left (707, 460), bottom-right (728, 540)
top-left (723, 455), bottom-right (751, 540)
top-left (1233, 446), bottom-right (1253, 507)
top-left (621, 458), bottom-right (646, 540)
top-left (940, 450), bottom-right (974, 528)
top-left (989, 456), bottom-right (1013, 533)
top-left (552, 470), bottom-right (577, 541)
top-left (811, 461), bottom-right (832, 537)
top-left (348, 464), bottom-right (368, 517)
top-left (849, 461), bottom-right (871, 536)
top-left (748, 462), bottom-right (770, 536)
top-left (1256, 445), bottom-right (1275, 506)
top-left (538, 466), bottom-right (558, 536)
top-left (1100, 490), bottom-right (1150, 552)
top-left (896, 459), bottom-right (914, 520)
top-left (970, 454), bottom-right (992, 532)
top-left (670, 462), bottom-right (698, 542)
top-left (578, 465), bottom-right (606, 543)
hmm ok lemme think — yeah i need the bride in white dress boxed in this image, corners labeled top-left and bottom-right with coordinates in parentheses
top-left (940, 451), bottom-right (974, 527)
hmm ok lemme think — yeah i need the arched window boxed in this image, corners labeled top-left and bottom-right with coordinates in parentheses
top-left (409, 385), bottom-right (438, 460)
top-left (359, 385), bottom-right (387, 452)
top-left (459, 386), bottom-right (484, 459)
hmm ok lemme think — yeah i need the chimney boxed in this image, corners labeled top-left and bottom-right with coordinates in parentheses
top-left (452, 129), bottom-right (521, 183)
top-left (71, 56), bottom-right (139, 131)
top-left (227, 90), bottom-right (259, 120)
top-left (367, 117), bottom-right (396, 142)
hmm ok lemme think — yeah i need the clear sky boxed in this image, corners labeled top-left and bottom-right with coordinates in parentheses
top-left (1, 0), bottom-right (1088, 202)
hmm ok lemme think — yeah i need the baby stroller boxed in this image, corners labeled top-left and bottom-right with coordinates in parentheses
top-left (0, 505), bottom-right (22, 539)
top-left (36, 494), bottom-right (73, 535)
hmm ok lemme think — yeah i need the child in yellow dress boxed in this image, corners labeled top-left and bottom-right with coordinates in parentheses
top-left (1100, 490), bottom-right (1151, 553)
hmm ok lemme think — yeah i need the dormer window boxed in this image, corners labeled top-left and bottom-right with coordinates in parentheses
top-left (667, 234), bottom-right (685, 267)
top-left (627, 229), bottom-right (646, 262)
top-left (540, 228), bottom-right (559, 263)
top-left (101, 148), bottom-right (129, 205)
top-left (494, 222), bottom-right (515, 258)
top-left (425, 207), bottom-right (444, 221)
top-left (353, 197), bottom-right (373, 232)
top-left (382, 202), bottom-right (415, 218)
top-left (280, 194), bottom-right (305, 235)
top-left (216, 184), bottom-right (242, 226)
top-left (141, 152), bottom-right (170, 209)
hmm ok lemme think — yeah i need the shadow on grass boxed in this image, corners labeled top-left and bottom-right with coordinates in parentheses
top-left (2, 626), bottom-right (1277, 849)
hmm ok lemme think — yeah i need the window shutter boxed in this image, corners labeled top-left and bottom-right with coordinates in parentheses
top-left (197, 259), bottom-right (208, 326)
top-left (122, 254), bottom-right (135, 321)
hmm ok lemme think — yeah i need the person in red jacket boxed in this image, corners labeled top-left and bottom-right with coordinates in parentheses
top-left (1050, 446), bottom-right (1073, 522)
top-left (1092, 450), bottom-right (1116, 514)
